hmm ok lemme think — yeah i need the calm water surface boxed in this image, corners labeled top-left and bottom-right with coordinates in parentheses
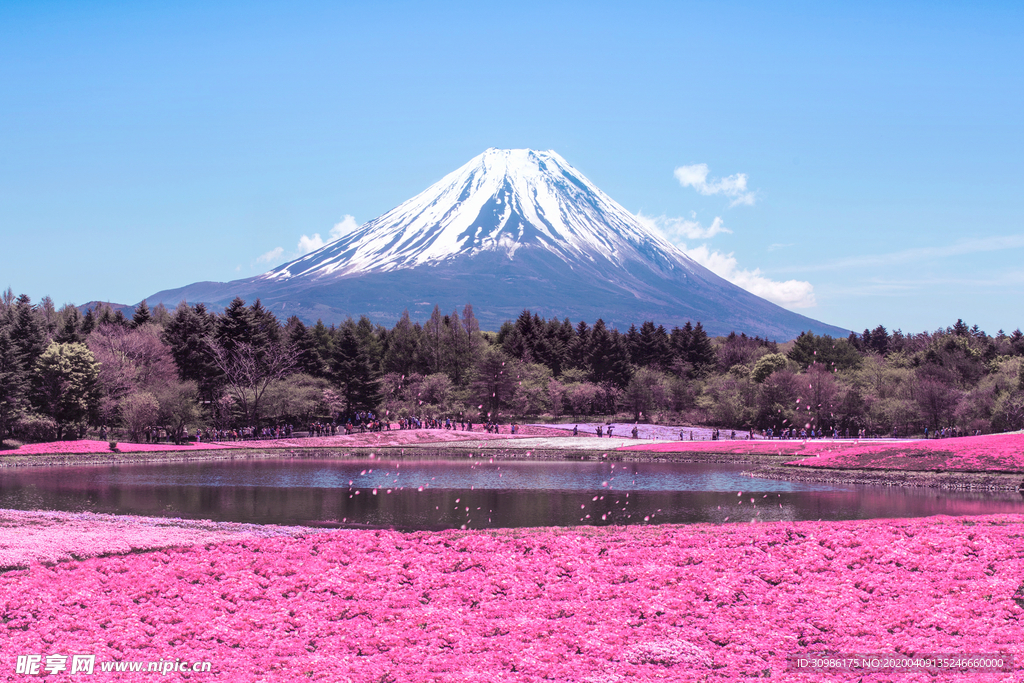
top-left (1, 457), bottom-right (1021, 529)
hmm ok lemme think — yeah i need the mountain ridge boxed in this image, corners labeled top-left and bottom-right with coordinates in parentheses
top-left (142, 149), bottom-right (848, 340)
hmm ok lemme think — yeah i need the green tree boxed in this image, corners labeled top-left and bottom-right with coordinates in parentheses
top-left (588, 319), bottom-right (631, 387)
top-left (10, 295), bottom-right (46, 375)
top-left (623, 367), bottom-right (669, 421)
top-left (33, 342), bottom-right (100, 439)
top-left (382, 310), bottom-right (421, 376)
top-left (471, 347), bottom-right (517, 418)
top-left (788, 331), bottom-right (862, 372)
top-left (0, 329), bottom-right (27, 445)
top-left (132, 300), bottom-right (152, 328)
top-left (154, 380), bottom-right (200, 444)
top-left (752, 353), bottom-right (789, 383)
top-left (54, 304), bottom-right (84, 344)
top-left (330, 324), bottom-right (379, 416)
top-left (163, 302), bottom-right (219, 399)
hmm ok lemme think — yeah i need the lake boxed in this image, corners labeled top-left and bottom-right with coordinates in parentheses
top-left (2, 457), bottom-right (1022, 529)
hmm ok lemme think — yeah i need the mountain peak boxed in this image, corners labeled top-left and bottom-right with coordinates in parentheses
top-left (262, 147), bottom-right (692, 283)
top-left (144, 149), bottom-right (847, 340)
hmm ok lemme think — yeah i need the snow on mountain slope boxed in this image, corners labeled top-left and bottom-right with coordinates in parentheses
top-left (142, 148), bottom-right (847, 339)
top-left (261, 148), bottom-right (696, 282)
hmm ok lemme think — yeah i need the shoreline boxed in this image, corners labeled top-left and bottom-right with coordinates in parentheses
top-left (4, 443), bottom-right (1024, 492)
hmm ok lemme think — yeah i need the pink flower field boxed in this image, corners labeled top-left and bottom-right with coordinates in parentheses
top-left (2, 428), bottom-right (565, 458)
top-left (782, 433), bottom-right (1024, 473)
top-left (5, 440), bottom-right (235, 455)
top-left (2, 511), bottom-right (1022, 681)
top-left (620, 433), bottom-right (1024, 474)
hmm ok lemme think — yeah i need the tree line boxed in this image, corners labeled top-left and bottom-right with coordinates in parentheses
top-left (1, 288), bottom-right (1023, 444)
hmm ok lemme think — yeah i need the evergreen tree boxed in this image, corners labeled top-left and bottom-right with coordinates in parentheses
top-left (80, 308), bottom-right (97, 336)
top-left (217, 298), bottom-right (255, 354)
top-left (568, 320), bottom-right (591, 370)
top-left (285, 316), bottom-right (325, 377)
top-left (354, 316), bottom-right (384, 373)
top-left (788, 331), bottom-right (862, 372)
top-left (588, 319), bottom-right (631, 387)
top-left (686, 322), bottom-right (716, 375)
top-left (330, 324), bottom-right (378, 415)
top-left (248, 299), bottom-right (282, 349)
top-left (311, 320), bottom-right (335, 368)
top-left (132, 300), bottom-right (152, 328)
top-left (0, 329), bottom-right (27, 445)
top-left (54, 305), bottom-right (84, 344)
top-left (10, 295), bottom-right (46, 375)
top-left (382, 310), bottom-right (421, 376)
top-left (163, 303), bottom-right (219, 398)
top-left (630, 321), bottom-right (671, 370)
top-left (670, 322), bottom-right (693, 364)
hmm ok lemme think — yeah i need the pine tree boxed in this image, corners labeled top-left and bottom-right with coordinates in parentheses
top-left (132, 300), bottom-right (152, 328)
top-left (163, 302), bottom-right (219, 398)
top-left (686, 322), bottom-right (717, 375)
top-left (588, 319), bottom-right (631, 387)
top-left (81, 308), bottom-right (97, 336)
top-left (568, 320), bottom-right (591, 370)
top-left (330, 324), bottom-right (378, 416)
top-left (0, 329), bottom-right (27, 445)
top-left (10, 295), bottom-right (46, 376)
top-left (382, 310), bottom-right (421, 376)
top-left (217, 298), bottom-right (254, 355)
top-left (285, 316), bottom-right (325, 377)
top-left (54, 305), bottom-right (84, 344)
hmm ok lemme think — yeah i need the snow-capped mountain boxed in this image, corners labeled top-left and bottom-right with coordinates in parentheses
top-left (144, 149), bottom-right (846, 339)
top-left (262, 148), bottom-right (693, 283)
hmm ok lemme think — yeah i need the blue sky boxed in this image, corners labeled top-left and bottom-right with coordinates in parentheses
top-left (2, 0), bottom-right (1022, 335)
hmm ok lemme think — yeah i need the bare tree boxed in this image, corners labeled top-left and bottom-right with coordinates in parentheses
top-left (206, 338), bottom-right (297, 426)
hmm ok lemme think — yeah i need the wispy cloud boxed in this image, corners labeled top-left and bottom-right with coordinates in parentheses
top-left (296, 214), bottom-right (361, 256)
top-left (674, 163), bottom-right (757, 207)
top-left (636, 212), bottom-right (731, 240)
top-left (684, 244), bottom-right (819, 309)
top-left (787, 234), bottom-right (1024, 272)
top-left (685, 244), bottom-right (817, 309)
top-left (256, 246), bottom-right (284, 264)
top-left (637, 208), bottom-right (813, 308)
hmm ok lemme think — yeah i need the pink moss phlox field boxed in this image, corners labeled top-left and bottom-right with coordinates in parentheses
top-left (3, 516), bottom-right (1023, 681)
top-left (7, 440), bottom-right (235, 455)
top-left (5, 427), bottom-right (566, 457)
top-left (621, 433), bottom-right (1024, 473)
top-left (0, 509), bottom-right (306, 570)
top-left (782, 433), bottom-right (1024, 473)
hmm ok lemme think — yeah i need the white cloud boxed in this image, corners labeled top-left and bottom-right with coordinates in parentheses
top-left (330, 214), bottom-right (359, 239)
top-left (297, 233), bottom-right (325, 254)
top-left (674, 163), bottom-right (757, 206)
top-left (296, 215), bottom-right (360, 256)
top-left (684, 244), bottom-right (817, 309)
top-left (636, 211), bottom-right (731, 240)
top-left (256, 247), bottom-right (284, 264)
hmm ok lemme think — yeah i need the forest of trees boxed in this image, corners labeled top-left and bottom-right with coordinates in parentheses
top-left (1, 287), bottom-right (1023, 445)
